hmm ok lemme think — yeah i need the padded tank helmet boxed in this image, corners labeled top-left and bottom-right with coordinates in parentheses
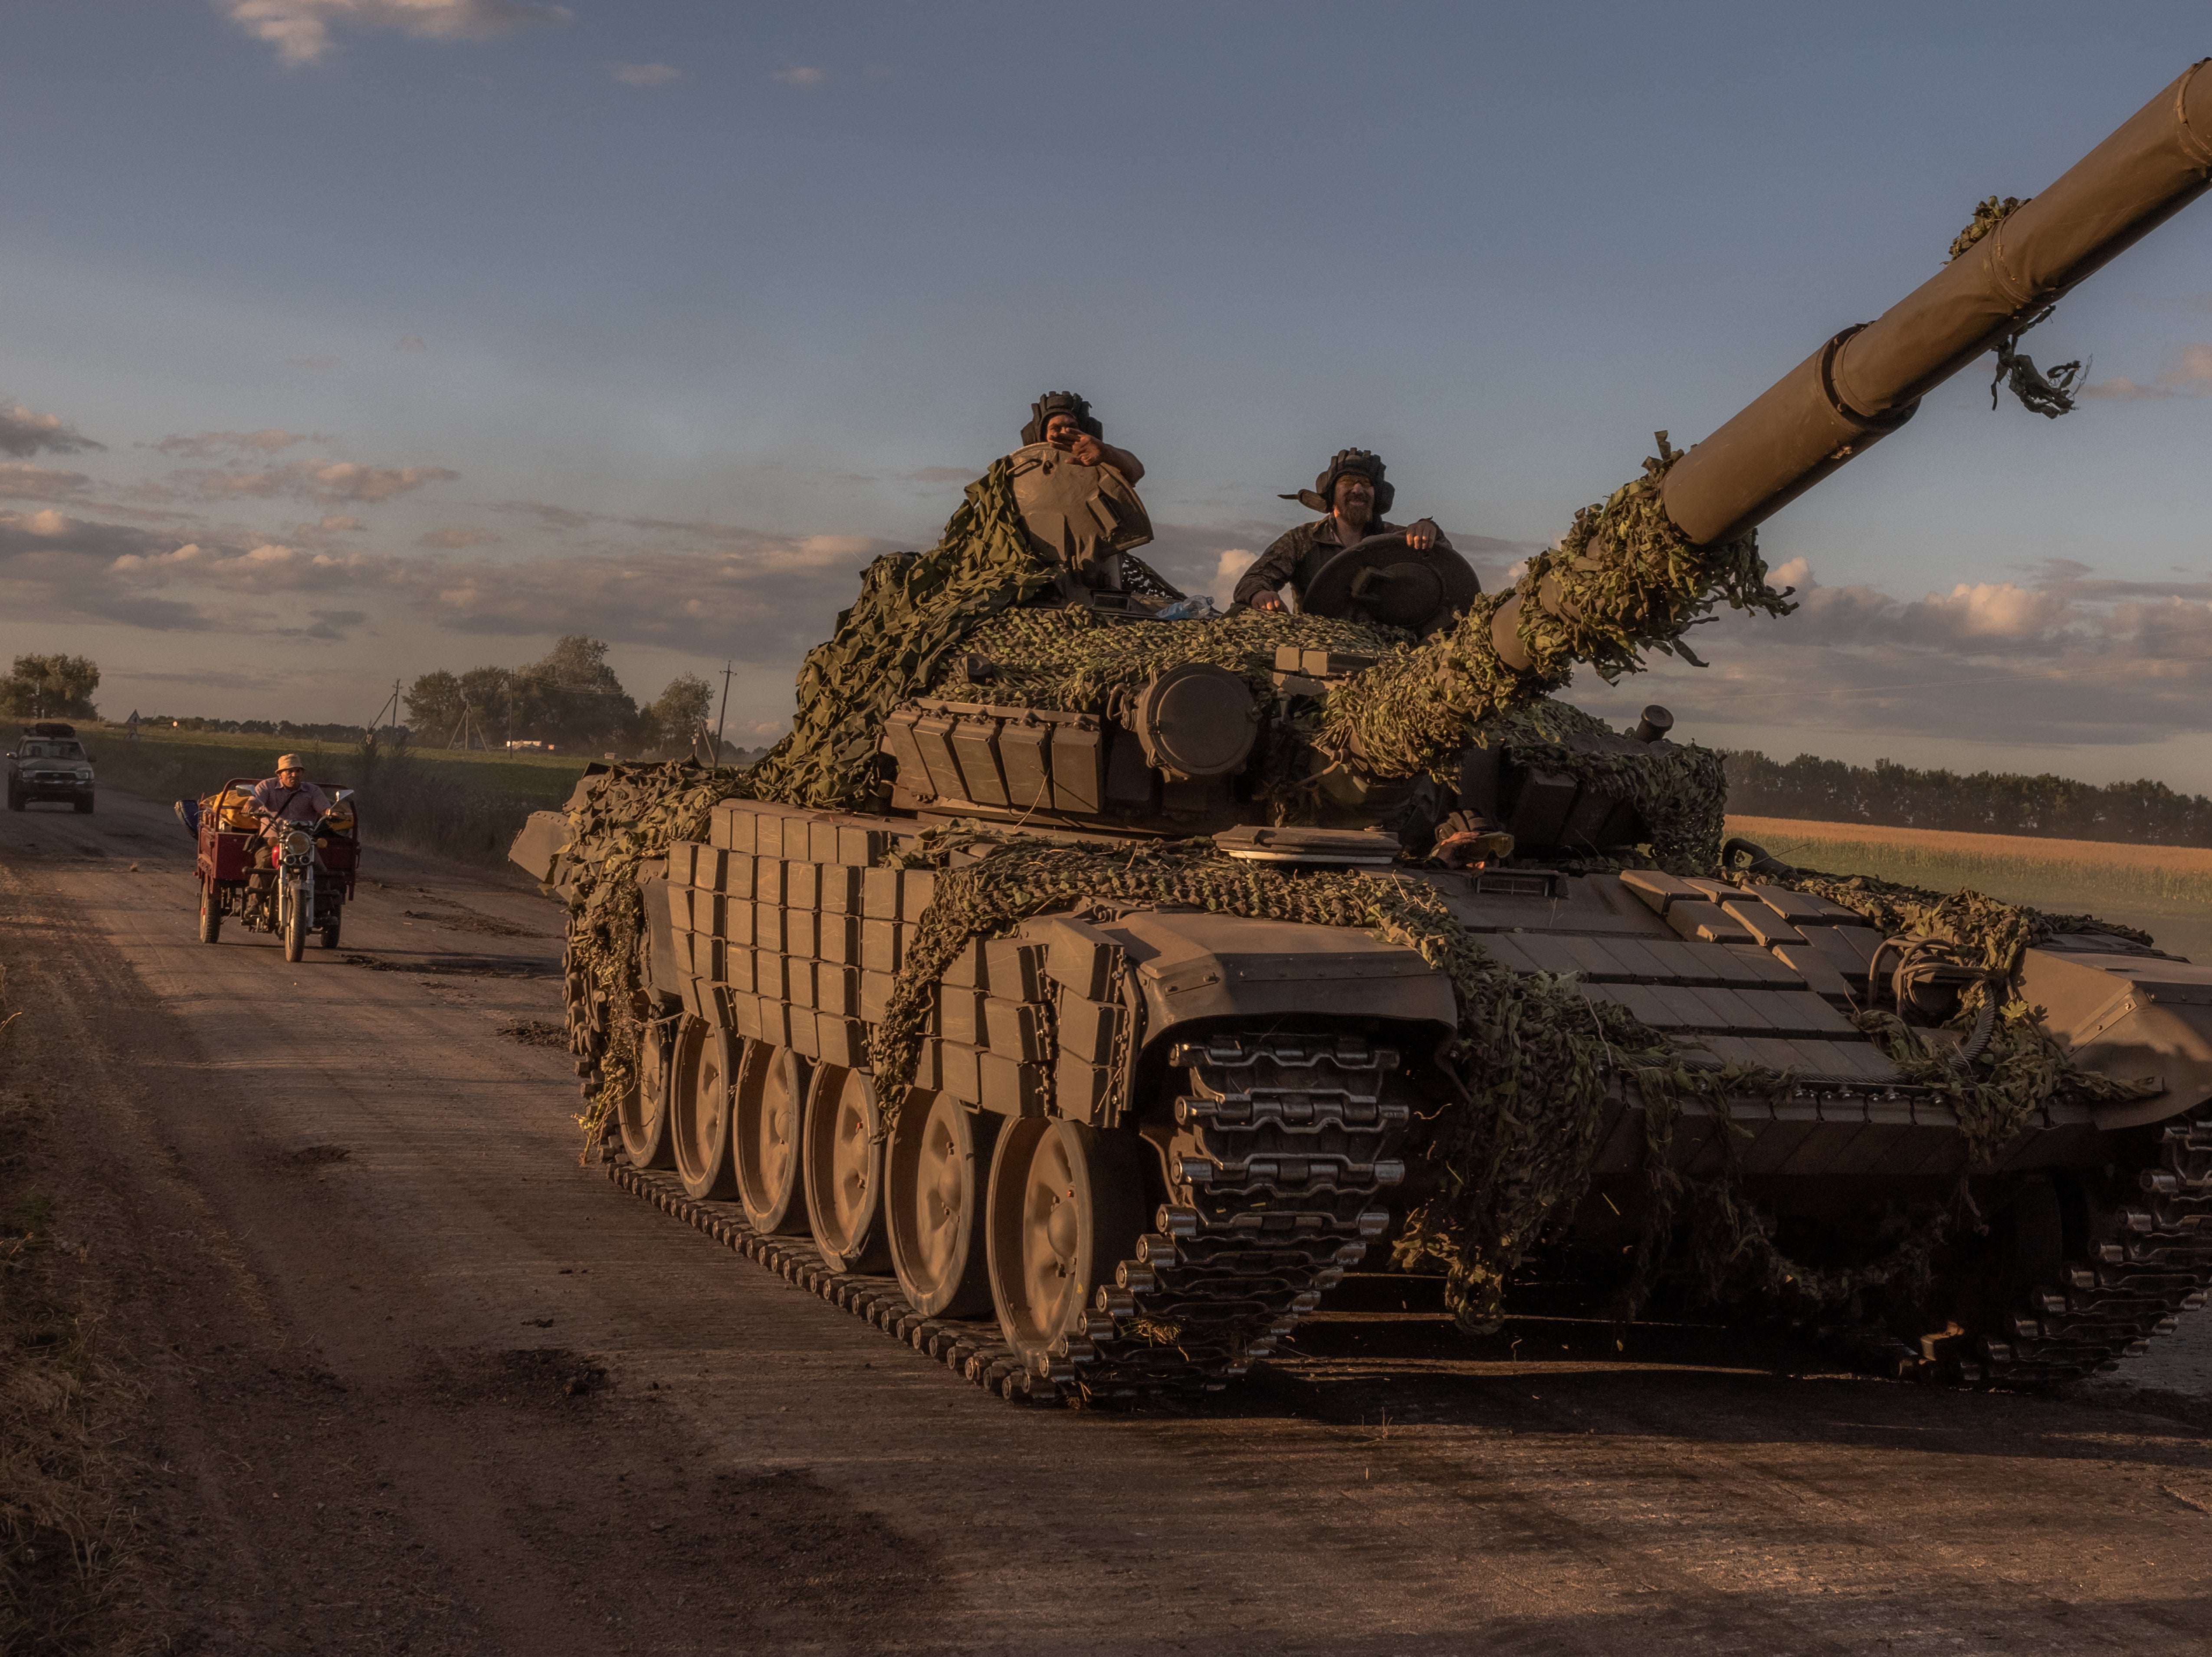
top-left (1281, 448), bottom-right (1395, 517)
top-left (1021, 391), bottom-right (1104, 446)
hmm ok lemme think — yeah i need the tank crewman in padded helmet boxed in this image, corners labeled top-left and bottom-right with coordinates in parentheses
top-left (1007, 392), bottom-right (1154, 600)
top-left (1232, 449), bottom-right (1451, 613)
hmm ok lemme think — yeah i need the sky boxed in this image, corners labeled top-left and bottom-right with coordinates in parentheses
top-left (4, 1), bottom-right (2212, 785)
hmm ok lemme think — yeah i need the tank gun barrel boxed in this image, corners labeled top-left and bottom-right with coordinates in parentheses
top-left (1488, 59), bottom-right (2212, 672)
top-left (1661, 59), bottom-right (2212, 548)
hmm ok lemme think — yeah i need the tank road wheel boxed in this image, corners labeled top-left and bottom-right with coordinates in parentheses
top-left (801, 1066), bottom-right (894, 1274)
top-left (889, 1089), bottom-right (1001, 1317)
top-left (671, 1024), bottom-right (740, 1201)
top-left (197, 883), bottom-right (222, 945)
top-left (733, 1043), bottom-right (811, 1234)
top-left (986, 1117), bottom-right (1144, 1381)
top-left (618, 1014), bottom-right (680, 1170)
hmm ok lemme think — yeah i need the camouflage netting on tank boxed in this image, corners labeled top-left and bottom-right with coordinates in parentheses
top-left (1488, 699), bottom-right (1729, 874)
top-left (936, 605), bottom-right (1411, 713)
top-left (1723, 863), bottom-right (2162, 1170)
top-left (1949, 194), bottom-right (2028, 262)
top-left (1946, 194), bottom-right (2084, 417)
top-left (744, 459), bottom-right (1061, 811)
top-left (1318, 437), bottom-right (1794, 782)
top-left (557, 760), bottom-right (756, 1146)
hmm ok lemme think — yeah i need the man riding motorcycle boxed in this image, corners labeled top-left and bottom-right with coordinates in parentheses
top-left (247, 754), bottom-right (332, 893)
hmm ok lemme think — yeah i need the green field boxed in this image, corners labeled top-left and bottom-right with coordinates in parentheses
top-left (81, 722), bottom-right (593, 865)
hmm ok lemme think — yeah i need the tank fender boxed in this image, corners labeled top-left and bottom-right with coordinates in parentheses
top-left (1077, 908), bottom-right (1456, 1047)
top-left (2018, 945), bottom-right (2212, 1131)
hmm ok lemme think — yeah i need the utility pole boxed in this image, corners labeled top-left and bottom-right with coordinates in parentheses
top-left (712, 660), bottom-right (735, 763)
top-left (364, 679), bottom-right (401, 742)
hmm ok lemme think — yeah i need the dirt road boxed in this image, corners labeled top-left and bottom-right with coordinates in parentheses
top-left (5, 791), bottom-right (2210, 1655)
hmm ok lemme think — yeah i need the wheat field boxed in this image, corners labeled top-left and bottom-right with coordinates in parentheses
top-left (1728, 815), bottom-right (2212, 963)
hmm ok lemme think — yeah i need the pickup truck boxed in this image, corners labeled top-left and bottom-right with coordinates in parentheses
top-left (7, 721), bottom-right (95, 813)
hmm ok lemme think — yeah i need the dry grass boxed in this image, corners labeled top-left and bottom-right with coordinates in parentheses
top-left (1729, 814), bottom-right (2212, 963)
top-left (0, 964), bottom-right (148, 1654)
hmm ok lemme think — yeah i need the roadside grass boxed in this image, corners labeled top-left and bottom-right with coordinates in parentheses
top-left (0, 962), bottom-right (148, 1654)
top-left (77, 723), bottom-right (591, 867)
top-left (1730, 814), bottom-right (2212, 962)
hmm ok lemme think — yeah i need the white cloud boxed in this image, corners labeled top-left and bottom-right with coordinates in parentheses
top-left (0, 402), bottom-right (102, 457)
top-left (772, 66), bottom-right (827, 89)
top-left (611, 61), bottom-right (679, 86)
top-left (417, 526), bottom-right (503, 548)
top-left (218, 0), bottom-right (571, 67)
top-left (108, 538), bottom-right (381, 593)
top-left (1210, 548), bottom-right (1258, 603)
top-left (2085, 341), bottom-right (2212, 401)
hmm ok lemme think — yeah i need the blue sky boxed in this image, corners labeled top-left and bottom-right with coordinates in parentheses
top-left (5, 2), bottom-right (2211, 786)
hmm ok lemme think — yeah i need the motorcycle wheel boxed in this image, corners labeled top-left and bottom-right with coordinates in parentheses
top-left (284, 888), bottom-right (307, 963)
top-left (320, 912), bottom-right (342, 950)
top-left (198, 886), bottom-right (222, 945)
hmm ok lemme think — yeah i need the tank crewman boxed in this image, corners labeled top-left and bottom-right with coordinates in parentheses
top-left (246, 753), bottom-right (332, 889)
top-left (1233, 449), bottom-right (1451, 613)
top-left (1007, 391), bottom-right (1155, 599)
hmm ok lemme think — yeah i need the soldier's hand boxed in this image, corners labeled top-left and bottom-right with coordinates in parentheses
top-left (1066, 432), bottom-right (1105, 466)
top-left (1251, 591), bottom-right (1287, 614)
top-left (1404, 518), bottom-right (1439, 551)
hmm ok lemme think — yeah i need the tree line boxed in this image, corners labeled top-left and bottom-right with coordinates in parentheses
top-left (403, 635), bottom-right (713, 757)
top-left (1724, 750), bottom-right (2212, 847)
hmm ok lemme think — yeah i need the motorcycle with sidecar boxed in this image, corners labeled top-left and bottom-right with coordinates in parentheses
top-left (190, 777), bottom-right (360, 960)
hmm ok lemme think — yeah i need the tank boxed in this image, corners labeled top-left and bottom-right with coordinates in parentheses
top-left (519, 61), bottom-right (2212, 1402)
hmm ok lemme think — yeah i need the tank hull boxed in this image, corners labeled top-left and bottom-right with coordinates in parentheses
top-left (533, 788), bottom-right (2212, 1399)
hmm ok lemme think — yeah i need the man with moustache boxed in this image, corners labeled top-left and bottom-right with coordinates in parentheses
top-left (1232, 448), bottom-right (1451, 614)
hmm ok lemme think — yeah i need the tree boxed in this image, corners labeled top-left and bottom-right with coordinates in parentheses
top-left (645, 673), bottom-right (714, 754)
top-left (508, 636), bottom-right (636, 752)
top-left (404, 669), bottom-right (464, 738)
top-left (2, 654), bottom-right (100, 720)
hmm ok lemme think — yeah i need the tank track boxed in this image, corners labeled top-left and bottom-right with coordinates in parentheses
top-left (598, 1029), bottom-right (1409, 1405)
top-left (1045, 1030), bottom-right (1408, 1400)
top-left (1962, 1113), bottom-right (2212, 1387)
top-left (605, 1158), bottom-right (1066, 1404)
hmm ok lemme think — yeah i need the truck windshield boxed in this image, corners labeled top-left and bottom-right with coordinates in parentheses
top-left (21, 742), bottom-right (85, 760)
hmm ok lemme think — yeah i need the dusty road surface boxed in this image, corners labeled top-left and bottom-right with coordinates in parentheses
top-left (4, 790), bottom-right (2211, 1656)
